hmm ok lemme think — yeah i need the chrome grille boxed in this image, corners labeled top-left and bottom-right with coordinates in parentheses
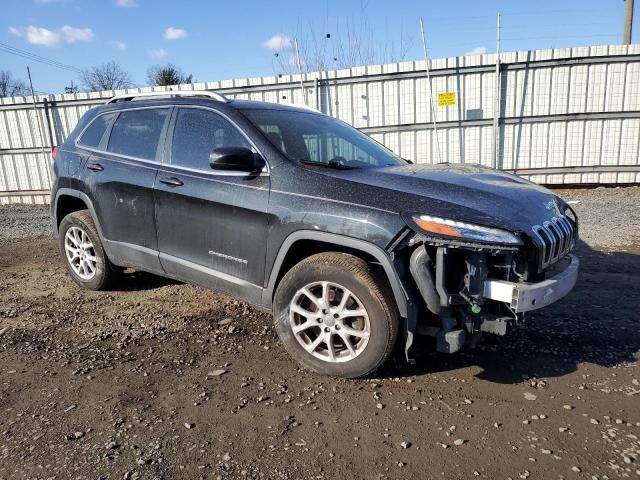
top-left (531, 215), bottom-right (576, 271)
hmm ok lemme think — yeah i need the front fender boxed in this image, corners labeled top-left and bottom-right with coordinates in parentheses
top-left (263, 230), bottom-right (418, 363)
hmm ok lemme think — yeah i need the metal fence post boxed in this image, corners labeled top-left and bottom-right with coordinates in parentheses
top-left (43, 99), bottom-right (55, 150)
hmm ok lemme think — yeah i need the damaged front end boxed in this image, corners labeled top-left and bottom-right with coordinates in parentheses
top-left (391, 209), bottom-right (579, 360)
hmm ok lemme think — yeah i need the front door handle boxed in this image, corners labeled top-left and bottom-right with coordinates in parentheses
top-left (159, 176), bottom-right (184, 187)
top-left (87, 162), bottom-right (104, 172)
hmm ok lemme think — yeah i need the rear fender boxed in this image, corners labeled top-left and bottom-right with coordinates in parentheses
top-left (53, 188), bottom-right (113, 259)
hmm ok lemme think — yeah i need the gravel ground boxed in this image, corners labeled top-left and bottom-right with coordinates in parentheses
top-left (0, 187), bottom-right (638, 480)
top-left (553, 186), bottom-right (640, 250)
top-left (0, 204), bottom-right (51, 239)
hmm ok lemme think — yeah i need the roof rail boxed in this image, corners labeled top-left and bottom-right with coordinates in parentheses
top-left (290, 104), bottom-right (323, 114)
top-left (106, 90), bottom-right (230, 104)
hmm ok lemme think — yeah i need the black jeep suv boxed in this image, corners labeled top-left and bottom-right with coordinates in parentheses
top-left (51, 91), bottom-right (579, 378)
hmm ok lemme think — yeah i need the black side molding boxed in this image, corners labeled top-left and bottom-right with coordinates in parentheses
top-left (264, 230), bottom-right (409, 319)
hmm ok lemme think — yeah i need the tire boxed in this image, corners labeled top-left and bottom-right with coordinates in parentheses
top-left (273, 252), bottom-right (400, 378)
top-left (58, 209), bottom-right (117, 290)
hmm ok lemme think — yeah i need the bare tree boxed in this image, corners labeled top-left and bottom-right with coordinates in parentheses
top-left (80, 61), bottom-right (133, 92)
top-left (0, 70), bottom-right (29, 97)
top-left (268, 3), bottom-right (413, 76)
top-left (146, 64), bottom-right (194, 87)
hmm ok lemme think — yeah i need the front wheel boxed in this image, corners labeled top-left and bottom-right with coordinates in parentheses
top-left (273, 252), bottom-right (399, 378)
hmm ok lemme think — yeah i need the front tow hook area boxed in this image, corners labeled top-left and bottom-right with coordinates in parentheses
top-left (435, 315), bottom-right (466, 354)
top-left (483, 254), bottom-right (579, 313)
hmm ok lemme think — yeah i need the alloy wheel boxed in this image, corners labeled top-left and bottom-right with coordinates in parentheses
top-left (64, 226), bottom-right (98, 280)
top-left (289, 281), bottom-right (371, 363)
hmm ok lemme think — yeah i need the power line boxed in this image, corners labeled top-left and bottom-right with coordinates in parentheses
top-left (0, 42), bottom-right (83, 74)
top-left (504, 21), bottom-right (619, 29)
top-left (0, 43), bottom-right (82, 73)
top-left (499, 7), bottom-right (612, 17)
top-left (501, 33), bottom-right (619, 42)
top-left (423, 7), bottom-right (611, 23)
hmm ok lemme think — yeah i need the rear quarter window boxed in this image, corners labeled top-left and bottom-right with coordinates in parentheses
top-left (77, 113), bottom-right (116, 149)
top-left (107, 108), bottom-right (170, 161)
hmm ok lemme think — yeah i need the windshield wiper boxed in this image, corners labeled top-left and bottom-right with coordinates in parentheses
top-left (298, 159), bottom-right (355, 170)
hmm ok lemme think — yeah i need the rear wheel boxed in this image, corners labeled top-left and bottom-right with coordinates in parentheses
top-left (273, 252), bottom-right (399, 378)
top-left (58, 210), bottom-right (117, 290)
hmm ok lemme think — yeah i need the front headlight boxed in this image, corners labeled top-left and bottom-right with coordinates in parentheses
top-left (410, 214), bottom-right (522, 245)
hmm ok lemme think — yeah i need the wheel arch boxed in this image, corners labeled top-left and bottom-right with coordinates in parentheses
top-left (53, 189), bottom-right (107, 247)
top-left (264, 231), bottom-right (409, 319)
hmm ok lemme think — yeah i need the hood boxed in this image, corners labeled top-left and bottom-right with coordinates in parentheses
top-left (328, 163), bottom-right (567, 234)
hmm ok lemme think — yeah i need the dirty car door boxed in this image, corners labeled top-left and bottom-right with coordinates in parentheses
top-left (83, 107), bottom-right (170, 272)
top-left (154, 106), bottom-right (270, 303)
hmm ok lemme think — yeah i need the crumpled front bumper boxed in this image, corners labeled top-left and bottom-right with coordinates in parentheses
top-left (483, 254), bottom-right (579, 313)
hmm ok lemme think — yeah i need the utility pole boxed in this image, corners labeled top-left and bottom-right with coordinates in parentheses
top-left (293, 38), bottom-right (307, 106)
top-left (26, 66), bottom-right (46, 157)
top-left (26, 66), bottom-right (51, 186)
top-left (624, 0), bottom-right (634, 44)
top-left (419, 18), bottom-right (442, 164)
top-left (493, 12), bottom-right (501, 170)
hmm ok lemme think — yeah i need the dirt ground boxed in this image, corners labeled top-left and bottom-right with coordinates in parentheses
top-left (0, 188), bottom-right (639, 480)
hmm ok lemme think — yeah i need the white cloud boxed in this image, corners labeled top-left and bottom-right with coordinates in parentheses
top-left (262, 34), bottom-right (292, 51)
top-left (163, 27), bottom-right (187, 40)
top-left (113, 41), bottom-right (127, 50)
top-left (26, 26), bottom-right (63, 46)
top-left (116, 0), bottom-right (138, 6)
top-left (59, 25), bottom-right (94, 43)
top-left (465, 46), bottom-right (487, 56)
top-left (9, 25), bottom-right (94, 47)
top-left (150, 48), bottom-right (168, 59)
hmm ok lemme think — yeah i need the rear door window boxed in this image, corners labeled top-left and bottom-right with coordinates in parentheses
top-left (78, 113), bottom-right (116, 149)
top-left (107, 108), bottom-right (170, 161)
top-left (171, 108), bottom-right (251, 170)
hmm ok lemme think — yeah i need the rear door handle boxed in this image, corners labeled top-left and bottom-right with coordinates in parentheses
top-left (87, 162), bottom-right (104, 172)
top-left (159, 176), bottom-right (184, 187)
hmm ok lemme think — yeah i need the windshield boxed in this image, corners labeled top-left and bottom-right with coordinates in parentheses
top-left (241, 108), bottom-right (407, 169)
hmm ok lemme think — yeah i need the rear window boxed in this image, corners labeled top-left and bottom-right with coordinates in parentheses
top-left (107, 108), bottom-right (169, 161)
top-left (78, 113), bottom-right (116, 149)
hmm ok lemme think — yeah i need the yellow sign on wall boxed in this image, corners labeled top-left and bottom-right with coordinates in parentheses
top-left (438, 92), bottom-right (456, 106)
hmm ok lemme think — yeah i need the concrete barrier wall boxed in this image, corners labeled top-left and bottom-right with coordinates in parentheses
top-left (1, 43), bottom-right (639, 204)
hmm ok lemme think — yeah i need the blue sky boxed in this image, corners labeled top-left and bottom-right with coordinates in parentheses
top-left (1, 0), bottom-right (636, 94)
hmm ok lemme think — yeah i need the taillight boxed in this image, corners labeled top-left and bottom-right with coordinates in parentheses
top-left (52, 146), bottom-right (59, 160)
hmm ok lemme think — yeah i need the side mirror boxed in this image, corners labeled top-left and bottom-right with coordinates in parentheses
top-left (209, 147), bottom-right (260, 172)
